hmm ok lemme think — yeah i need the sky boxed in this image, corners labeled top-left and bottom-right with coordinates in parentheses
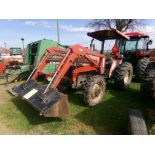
top-left (0, 19), bottom-right (92, 48)
top-left (1, 19), bottom-right (155, 49)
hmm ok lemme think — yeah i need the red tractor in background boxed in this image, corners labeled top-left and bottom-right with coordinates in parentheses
top-left (113, 32), bottom-right (153, 80)
top-left (0, 47), bottom-right (24, 76)
top-left (12, 29), bottom-right (133, 118)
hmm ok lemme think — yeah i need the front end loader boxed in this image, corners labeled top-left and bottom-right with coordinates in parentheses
top-left (12, 45), bottom-right (105, 117)
top-left (12, 29), bottom-right (133, 118)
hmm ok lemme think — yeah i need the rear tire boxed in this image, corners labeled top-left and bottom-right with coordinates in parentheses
top-left (114, 62), bottom-right (133, 90)
top-left (136, 57), bottom-right (149, 81)
top-left (140, 62), bottom-right (155, 99)
top-left (128, 109), bottom-right (148, 135)
top-left (83, 75), bottom-right (106, 106)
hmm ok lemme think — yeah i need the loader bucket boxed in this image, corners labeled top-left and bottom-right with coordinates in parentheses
top-left (12, 80), bottom-right (69, 118)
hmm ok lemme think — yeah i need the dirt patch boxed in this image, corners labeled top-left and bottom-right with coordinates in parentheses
top-left (0, 122), bottom-right (16, 135)
top-left (0, 100), bottom-right (4, 105)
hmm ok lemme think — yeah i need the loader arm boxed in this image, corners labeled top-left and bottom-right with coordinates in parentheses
top-left (50, 45), bottom-right (105, 90)
top-left (27, 44), bottom-right (105, 93)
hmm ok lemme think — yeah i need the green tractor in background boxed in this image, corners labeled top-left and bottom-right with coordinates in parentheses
top-left (6, 39), bottom-right (67, 82)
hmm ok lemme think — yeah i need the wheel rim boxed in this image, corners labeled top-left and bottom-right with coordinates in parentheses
top-left (124, 71), bottom-right (130, 84)
top-left (90, 83), bottom-right (103, 103)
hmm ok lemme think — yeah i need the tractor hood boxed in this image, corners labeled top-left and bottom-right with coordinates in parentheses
top-left (87, 29), bottom-right (130, 41)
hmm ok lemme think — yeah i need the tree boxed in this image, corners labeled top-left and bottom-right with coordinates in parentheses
top-left (88, 19), bottom-right (141, 32)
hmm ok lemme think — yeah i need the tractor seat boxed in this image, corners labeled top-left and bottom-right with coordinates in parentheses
top-left (105, 57), bottom-right (112, 68)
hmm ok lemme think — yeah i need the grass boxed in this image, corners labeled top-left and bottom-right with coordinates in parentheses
top-left (0, 79), bottom-right (155, 134)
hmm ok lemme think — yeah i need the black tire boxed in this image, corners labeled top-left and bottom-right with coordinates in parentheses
top-left (128, 109), bottom-right (148, 135)
top-left (114, 62), bottom-right (133, 90)
top-left (83, 75), bottom-right (106, 106)
top-left (136, 57), bottom-right (149, 81)
top-left (140, 62), bottom-right (155, 99)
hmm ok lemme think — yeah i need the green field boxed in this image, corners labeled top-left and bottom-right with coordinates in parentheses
top-left (0, 79), bottom-right (155, 135)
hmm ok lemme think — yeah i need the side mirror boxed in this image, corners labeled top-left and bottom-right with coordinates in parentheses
top-left (148, 39), bottom-right (153, 45)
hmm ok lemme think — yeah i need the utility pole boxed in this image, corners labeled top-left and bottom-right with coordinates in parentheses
top-left (4, 42), bottom-right (6, 49)
top-left (57, 19), bottom-right (60, 44)
top-left (21, 38), bottom-right (25, 50)
top-left (21, 38), bottom-right (25, 55)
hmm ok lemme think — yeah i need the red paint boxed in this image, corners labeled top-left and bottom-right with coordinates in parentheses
top-left (125, 32), bottom-right (149, 38)
top-left (112, 45), bottom-right (119, 57)
top-left (135, 51), bottom-right (145, 56)
top-left (0, 63), bottom-right (6, 75)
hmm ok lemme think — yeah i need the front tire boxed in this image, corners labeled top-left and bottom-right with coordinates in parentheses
top-left (114, 62), bottom-right (133, 90)
top-left (83, 75), bottom-right (106, 106)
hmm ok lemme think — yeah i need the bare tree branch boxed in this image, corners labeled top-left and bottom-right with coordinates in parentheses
top-left (88, 19), bottom-right (144, 32)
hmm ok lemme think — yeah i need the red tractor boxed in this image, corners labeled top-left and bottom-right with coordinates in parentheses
top-left (0, 47), bottom-right (24, 76)
top-left (114, 32), bottom-right (153, 80)
top-left (11, 29), bottom-right (133, 118)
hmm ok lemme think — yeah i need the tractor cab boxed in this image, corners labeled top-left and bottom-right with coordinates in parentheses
top-left (87, 29), bottom-right (130, 78)
top-left (10, 47), bottom-right (24, 56)
top-left (116, 32), bottom-right (153, 62)
top-left (10, 47), bottom-right (23, 55)
top-left (87, 29), bottom-right (130, 66)
top-left (115, 32), bottom-right (153, 79)
top-left (118, 32), bottom-right (152, 56)
top-left (9, 47), bottom-right (24, 65)
top-left (87, 29), bottom-right (130, 56)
